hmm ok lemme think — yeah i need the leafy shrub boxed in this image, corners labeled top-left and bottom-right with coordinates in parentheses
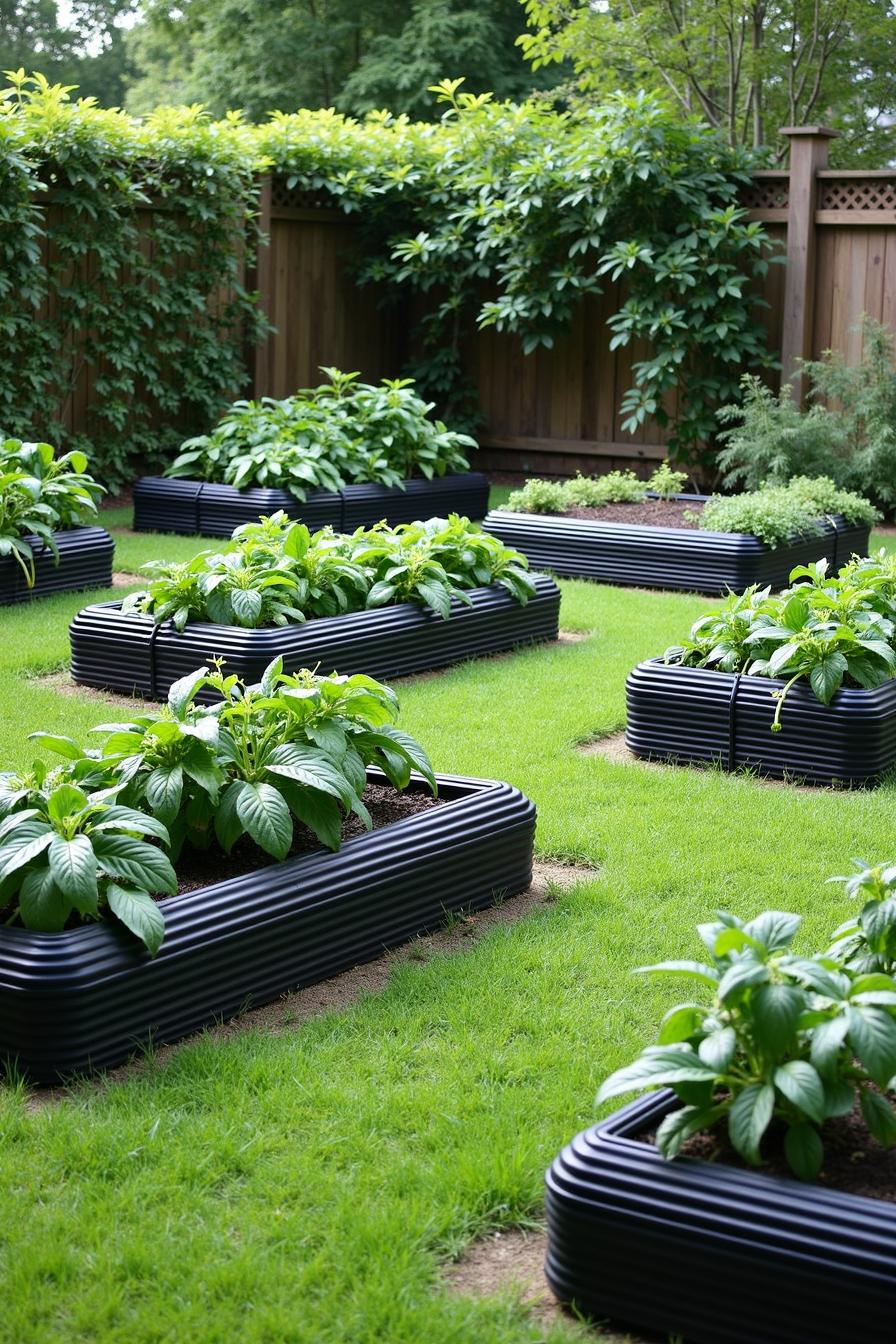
top-left (0, 73), bottom-right (266, 489)
top-left (122, 512), bottom-right (536, 630)
top-left (168, 369), bottom-right (476, 497)
top-left (15, 660), bottom-right (435, 950)
top-left (717, 319), bottom-right (896, 511)
top-left (0, 437), bottom-right (104, 586)
top-left (700, 477), bottom-right (879, 547)
top-left (666, 550), bottom-right (896, 729)
top-left (598, 905), bottom-right (896, 1179)
top-left (505, 462), bottom-right (696, 514)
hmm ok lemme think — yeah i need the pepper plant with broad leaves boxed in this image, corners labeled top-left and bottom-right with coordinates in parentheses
top-left (0, 762), bottom-right (174, 955)
top-left (0, 438), bottom-right (104, 587)
top-left (34, 657), bottom-right (435, 894)
top-left (121, 511), bottom-right (535, 630)
top-left (598, 907), bottom-right (896, 1180)
top-left (167, 368), bottom-right (475, 498)
top-left (666, 550), bottom-right (896, 730)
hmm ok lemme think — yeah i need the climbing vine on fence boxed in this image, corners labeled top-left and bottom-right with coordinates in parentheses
top-left (0, 72), bottom-right (266, 487)
top-left (260, 84), bottom-right (778, 466)
top-left (0, 72), bottom-right (776, 482)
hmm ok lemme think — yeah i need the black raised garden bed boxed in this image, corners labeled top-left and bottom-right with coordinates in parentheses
top-left (0, 770), bottom-right (535, 1083)
top-left (69, 576), bottom-right (561, 700)
top-left (132, 472), bottom-right (491, 536)
top-left (0, 526), bottom-right (113, 605)
top-left (482, 498), bottom-right (870, 595)
top-left (625, 657), bottom-right (896, 785)
top-left (545, 1090), bottom-right (896, 1344)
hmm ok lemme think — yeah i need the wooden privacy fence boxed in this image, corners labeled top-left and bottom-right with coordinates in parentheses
top-left (251, 127), bottom-right (896, 478)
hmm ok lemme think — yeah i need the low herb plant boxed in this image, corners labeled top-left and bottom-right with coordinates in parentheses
top-left (700, 476), bottom-right (879, 547)
top-left (10, 660), bottom-right (435, 953)
top-left (598, 906), bottom-right (896, 1180)
top-left (167, 369), bottom-right (476, 499)
top-left (122, 512), bottom-right (535, 630)
top-left (505, 463), bottom-right (687, 514)
top-left (0, 438), bottom-right (104, 586)
top-left (666, 550), bottom-right (896, 730)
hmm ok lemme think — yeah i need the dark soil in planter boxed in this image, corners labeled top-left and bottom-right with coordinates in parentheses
top-left (640, 1096), bottom-right (896, 1202)
top-left (174, 783), bottom-right (444, 894)
top-left (563, 499), bottom-right (703, 527)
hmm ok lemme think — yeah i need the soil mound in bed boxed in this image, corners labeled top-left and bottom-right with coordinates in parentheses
top-left (563, 499), bottom-right (703, 528)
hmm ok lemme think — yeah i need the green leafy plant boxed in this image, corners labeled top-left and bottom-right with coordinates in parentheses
top-left (167, 369), bottom-right (476, 497)
top-left (598, 907), bottom-right (896, 1179)
top-left (122, 512), bottom-right (535, 629)
top-left (717, 319), bottom-right (896, 511)
top-left (24, 658), bottom-right (437, 948)
top-left (700, 477), bottom-right (879, 547)
top-left (0, 72), bottom-right (266, 488)
top-left (647, 462), bottom-right (689, 499)
top-left (87, 661), bottom-right (435, 859)
top-left (666, 551), bottom-right (896, 730)
top-left (0, 437), bottom-right (104, 586)
top-left (829, 860), bottom-right (896, 976)
top-left (0, 765), bottom-right (174, 954)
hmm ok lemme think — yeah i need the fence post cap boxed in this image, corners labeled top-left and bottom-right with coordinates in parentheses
top-left (779, 125), bottom-right (839, 138)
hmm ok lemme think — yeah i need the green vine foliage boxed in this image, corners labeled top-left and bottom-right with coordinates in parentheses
top-left (0, 72), bottom-right (267, 488)
top-left (0, 72), bottom-right (776, 483)
top-left (260, 84), bottom-right (778, 464)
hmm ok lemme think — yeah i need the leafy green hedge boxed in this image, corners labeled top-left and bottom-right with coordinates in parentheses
top-left (0, 73), bottom-right (266, 488)
top-left (1, 72), bottom-right (776, 485)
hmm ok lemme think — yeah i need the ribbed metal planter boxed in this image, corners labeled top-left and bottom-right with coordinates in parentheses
top-left (545, 1091), bottom-right (896, 1343)
top-left (0, 770), bottom-right (535, 1082)
top-left (69, 576), bottom-right (561, 700)
top-left (0, 527), bottom-right (113, 605)
top-left (132, 472), bottom-right (491, 536)
top-left (625, 657), bottom-right (896, 785)
top-left (482, 502), bottom-right (869, 594)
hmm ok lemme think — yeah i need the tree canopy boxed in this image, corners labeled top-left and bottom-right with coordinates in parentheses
top-left (519, 0), bottom-right (896, 164)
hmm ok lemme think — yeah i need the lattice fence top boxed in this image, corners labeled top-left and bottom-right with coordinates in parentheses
top-left (270, 179), bottom-right (336, 213)
top-left (818, 177), bottom-right (896, 212)
top-left (739, 178), bottom-right (789, 211)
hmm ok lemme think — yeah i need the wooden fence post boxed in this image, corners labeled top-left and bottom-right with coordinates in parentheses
top-left (779, 126), bottom-right (838, 402)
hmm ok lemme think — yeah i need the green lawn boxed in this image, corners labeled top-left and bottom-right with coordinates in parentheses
top-left (1, 499), bottom-right (895, 1343)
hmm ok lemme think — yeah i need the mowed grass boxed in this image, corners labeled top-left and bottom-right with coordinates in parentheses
top-left (1, 499), bottom-right (896, 1343)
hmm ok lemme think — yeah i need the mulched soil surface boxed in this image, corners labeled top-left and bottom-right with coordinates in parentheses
top-left (174, 782), bottom-right (444, 895)
top-left (563, 499), bottom-right (703, 528)
top-left (643, 1096), bottom-right (896, 1202)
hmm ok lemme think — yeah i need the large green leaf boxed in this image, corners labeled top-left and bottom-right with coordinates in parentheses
top-left (0, 821), bottom-right (53, 880)
top-left (48, 834), bottom-right (98, 915)
top-left (264, 745), bottom-right (355, 808)
top-left (278, 780), bottom-right (343, 851)
top-left (655, 1103), bottom-right (724, 1159)
top-left (91, 832), bottom-right (177, 895)
top-left (751, 983), bottom-right (804, 1055)
top-left (235, 782), bottom-right (292, 859)
top-left (848, 1006), bottom-right (896, 1086)
top-left (144, 765), bottom-right (183, 826)
top-left (860, 1088), bottom-right (896, 1147)
top-left (18, 867), bottom-right (68, 932)
top-left (106, 883), bottom-right (166, 956)
top-left (728, 1083), bottom-right (775, 1164)
top-left (773, 1061), bottom-right (825, 1124)
top-left (784, 1123), bottom-right (823, 1181)
top-left (214, 781), bottom-right (248, 853)
top-left (596, 1047), bottom-right (717, 1104)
